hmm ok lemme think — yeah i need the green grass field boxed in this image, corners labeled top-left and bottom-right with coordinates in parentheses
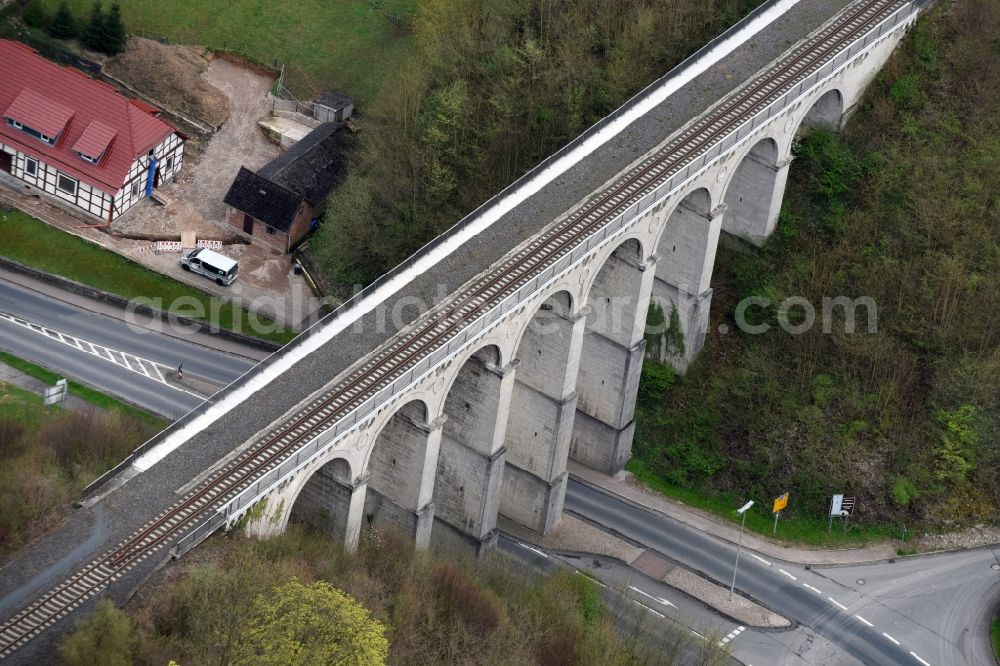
top-left (625, 458), bottom-right (900, 549)
top-left (0, 209), bottom-right (294, 344)
top-left (992, 615), bottom-right (1000, 664)
top-left (43, 0), bottom-right (418, 101)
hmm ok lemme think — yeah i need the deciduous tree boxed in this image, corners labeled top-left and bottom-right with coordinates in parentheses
top-left (232, 579), bottom-right (389, 666)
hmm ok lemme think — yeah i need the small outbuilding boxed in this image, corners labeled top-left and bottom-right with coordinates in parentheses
top-left (223, 122), bottom-right (348, 253)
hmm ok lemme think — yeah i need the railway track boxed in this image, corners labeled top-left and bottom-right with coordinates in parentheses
top-left (0, 0), bottom-right (909, 657)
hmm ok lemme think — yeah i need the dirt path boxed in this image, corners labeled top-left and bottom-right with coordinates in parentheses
top-left (112, 58), bottom-right (280, 240)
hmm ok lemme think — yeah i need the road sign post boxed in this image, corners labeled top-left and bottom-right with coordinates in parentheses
top-left (42, 378), bottom-right (67, 408)
top-left (828, 494), bottom-right (855, 532)
top-left (772, 492), bottom-right (788, 533)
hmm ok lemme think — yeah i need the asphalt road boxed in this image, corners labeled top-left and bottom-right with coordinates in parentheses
top-left (0, 278), bottom-right (256, 418)
top-left (565, 478), bottom-right (1000, 666)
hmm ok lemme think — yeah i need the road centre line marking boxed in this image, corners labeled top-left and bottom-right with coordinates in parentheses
top-left (828, 597), bottom-right (848, 611)
top-left (628, 598), bottom-right (664, 618)
top-left (855, 615), bottom-right (874, 627)
top-left (803, 583), bottom-right (822, 594)
top-left (691, 630), bottom-right (705, 640)
top-left (750, 553), bottom-right (771, 566)
top-left (910, 651), bottom-right (930, 666)
top-left (882, 632), bottom-right (900, 645)
top-left (779, 569), bottom-right (797, 580)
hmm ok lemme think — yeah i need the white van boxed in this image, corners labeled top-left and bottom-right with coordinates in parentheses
top-left (180, 248), bottom-right (239, 286)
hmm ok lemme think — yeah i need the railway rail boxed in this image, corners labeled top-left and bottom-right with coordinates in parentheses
top-left (0, 0), bottom-right (910, 657)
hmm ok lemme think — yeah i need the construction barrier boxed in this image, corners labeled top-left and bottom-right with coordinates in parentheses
top-left (196, 239), bottom-right (223, 250)
top-left (155, 240), bottom-right (183, 253)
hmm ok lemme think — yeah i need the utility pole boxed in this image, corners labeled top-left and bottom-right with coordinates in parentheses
top-left (730, 500), bottom-right (754, 601)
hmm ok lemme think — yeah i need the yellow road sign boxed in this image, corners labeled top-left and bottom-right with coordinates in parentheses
top-left (772, 493), bottom-right (789, 513)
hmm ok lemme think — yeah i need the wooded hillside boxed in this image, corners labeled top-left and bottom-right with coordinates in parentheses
top-left (634, 0), bottom-right (1000, 530)
top-left (307, 0), bottom-right (760, 290)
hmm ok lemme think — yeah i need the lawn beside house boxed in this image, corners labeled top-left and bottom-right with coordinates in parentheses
top-left (41, 0), bottom-right (418, 101)
top-left (0, 209), bottom-right (295, 345)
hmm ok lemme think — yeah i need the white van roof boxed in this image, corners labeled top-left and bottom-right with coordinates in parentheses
top-left (193, 248), bottom-right (237, 271)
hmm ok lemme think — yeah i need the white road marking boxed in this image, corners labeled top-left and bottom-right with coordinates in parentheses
top-left (910, 651), bottom-right (931, 666)
top-left (779, 569), bottom-right (798, 581)
top-left (0, 312), bottom-right (197, 398)
top-left (572, 570), bottom-right (606, 587)
top-left (628, 585), bottom-right (677, 609)
top-left (882, 632), bottom-right (900, 646)
top-left (691, 630), bottom-right (705, 640)
top-left (628, 598), bottom-right (665, 618)
top-left (828, 597), bottom-right (848, 611)
top-left (511, 539), bottom-right (548, 559)
top-left (803, 583), bottom-right (822, 594)
top-left (854, 615), bottom-right (874, 627)
top-left (717, 625), bottom-right (746, 647)
top-left (750, 553), bottom-right (772, 566)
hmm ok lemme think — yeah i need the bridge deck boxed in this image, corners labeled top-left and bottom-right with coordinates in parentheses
top-left (0, 0), bottom-right (858, 659)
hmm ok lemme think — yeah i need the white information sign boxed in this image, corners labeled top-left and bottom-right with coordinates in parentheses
top-left (829, 494), bottom-right (844, 517)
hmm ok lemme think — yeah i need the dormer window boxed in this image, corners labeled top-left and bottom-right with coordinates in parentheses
top-left (5, 118), bottom-right (56, 146)
top-left (76, 150), bottom-right (101, 165)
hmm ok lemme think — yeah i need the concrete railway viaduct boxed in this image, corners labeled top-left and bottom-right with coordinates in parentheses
top-left (239, 0), bottom-right (922, 553)
top-left (0, 0), bottom-right (928, 657)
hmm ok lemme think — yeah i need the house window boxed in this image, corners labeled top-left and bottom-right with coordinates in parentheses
top-left (130, 181), bottom-right (140, 198)
top-left (7, 119), bottom-right (56, 146)
top-left (24, 157), bottom-right (37, 176)
top-left (265, 225), bottom-right (276, 236)
top-left (164, 155), bottom-right (174, 172)
top-left (77, 151), bottom-right (100, 165)
top-left (57, 174), bottom-right (77, 196)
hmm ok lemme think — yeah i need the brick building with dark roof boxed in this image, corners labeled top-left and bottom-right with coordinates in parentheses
top-left (223, 122), bottom-right (348, 253)
top-left (0, 40), bottom-right (183, 222)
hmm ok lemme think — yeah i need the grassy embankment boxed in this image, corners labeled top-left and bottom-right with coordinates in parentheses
top-left (0, 209), bottom-right (295, 345)
top-left (632, 0), bottom-right (1000, 547)
top-left (0, 373), bottom-right (161, 554)
top-left (991, 614), bottom-right (1000, 664)
top-left (41, 0), bottom-right (418, 101)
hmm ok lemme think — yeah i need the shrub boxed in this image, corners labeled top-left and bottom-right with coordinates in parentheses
top-left (59, 599), bottom-right (134, 666)
top-left (433, 561), bottom-right (506, 633)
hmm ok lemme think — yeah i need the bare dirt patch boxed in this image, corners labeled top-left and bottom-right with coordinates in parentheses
top-left (104, 36), bottom-right (229, 127)
top-left (111, 57), bottom-right (280, 242)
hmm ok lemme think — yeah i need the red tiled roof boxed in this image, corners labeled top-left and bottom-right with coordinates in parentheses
top-left (0, 40), bottom-right (177, 194)
top-left (72, 120), bottom-right (116, 159)
top-left (129, 99), bottom-right (160, 115)
top-left (4, 88), bottom-right (75, 138)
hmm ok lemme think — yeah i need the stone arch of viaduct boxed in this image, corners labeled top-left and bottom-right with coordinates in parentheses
top-left (242, 13), bottom-right (915, 554)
